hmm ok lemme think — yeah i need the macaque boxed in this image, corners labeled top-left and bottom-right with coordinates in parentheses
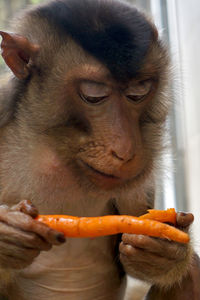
top-left (0, 0), bottom-right (199, 299)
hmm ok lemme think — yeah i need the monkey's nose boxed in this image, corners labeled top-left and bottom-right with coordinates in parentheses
top-left (110, 141), bottom-right (135, 162)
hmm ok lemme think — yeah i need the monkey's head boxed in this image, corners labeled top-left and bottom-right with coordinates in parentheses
top-left (0, 0), bottom-right (170, 190)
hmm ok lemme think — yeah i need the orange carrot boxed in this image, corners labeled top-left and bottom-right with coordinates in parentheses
top-left (139, 208), bottom-right (177, 225)
top-left (36, 214), bottom-right (189, 244)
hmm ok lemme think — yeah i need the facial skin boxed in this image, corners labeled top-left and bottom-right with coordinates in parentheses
top-left (44, 63), bottom-right (156, 191)
top-left (0, 0), bottom-right (198, 299)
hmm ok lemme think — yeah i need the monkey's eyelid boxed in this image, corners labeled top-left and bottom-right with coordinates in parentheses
top-left (126, 94), bottom-right (146, 103)
top-left (80, 93), bottom-right (108, 104)
top-left (126, 80), bottom-right (153, 96)
top-left (79, 81), bottom-right (110, 97)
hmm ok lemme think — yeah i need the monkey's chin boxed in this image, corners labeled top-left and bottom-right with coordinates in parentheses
top-left (78, 160), bottom-right (124, 190)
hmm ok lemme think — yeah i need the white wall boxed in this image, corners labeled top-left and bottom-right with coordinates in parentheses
top-left (175, 0), bottom-right (200, 253)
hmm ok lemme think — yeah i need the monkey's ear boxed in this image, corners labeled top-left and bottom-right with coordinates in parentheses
top-left (0, 31), bottom-right (40, 79)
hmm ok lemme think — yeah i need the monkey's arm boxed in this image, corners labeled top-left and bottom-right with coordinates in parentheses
top-left (145, 253), bottom-right (200, 300)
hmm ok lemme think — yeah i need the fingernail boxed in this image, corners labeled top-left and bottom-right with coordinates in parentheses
top-left (56, 234), bottom-right (66, 243)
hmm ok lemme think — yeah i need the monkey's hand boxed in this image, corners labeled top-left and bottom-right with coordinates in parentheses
top-left (119, 212), bottom-right (194, 288)
top-left (0, 200), bottom-right (65, 271)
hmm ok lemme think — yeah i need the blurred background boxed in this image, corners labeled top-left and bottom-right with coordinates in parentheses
top-left (0, 0), bottom-right (199, 254)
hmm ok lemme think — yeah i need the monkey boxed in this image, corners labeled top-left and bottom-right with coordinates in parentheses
top-left (0, 0), bottom-right (199, 299)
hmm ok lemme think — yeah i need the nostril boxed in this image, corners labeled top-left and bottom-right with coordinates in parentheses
top-left (111, 151), bottom-right (124, 160)
top-left (111, 150), bottom-right (135, 162)
top-left (111, 150), bottom-right (124, 161)
top-left (126, 157), bottom-right (133, 163)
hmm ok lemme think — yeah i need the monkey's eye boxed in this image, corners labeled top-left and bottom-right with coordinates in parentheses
top-left (126, 94), bottom-right (146, 103)
top-left (79, 81), bottom-right (110, 104)
top-left (80, 95), bottom-right (107, 104)
top-left (126, 80), bottom-right (152, 103)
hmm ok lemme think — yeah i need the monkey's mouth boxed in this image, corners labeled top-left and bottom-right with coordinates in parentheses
top-left (85, 162), bottom-right (119, 179)
top-left (79, 159), bottom-right (120, 182)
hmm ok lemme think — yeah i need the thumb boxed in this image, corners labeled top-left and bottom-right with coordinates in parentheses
top-left (176, 212), bottom-right (194, 231)
top-left (11, 200), bottom-right (38, 218)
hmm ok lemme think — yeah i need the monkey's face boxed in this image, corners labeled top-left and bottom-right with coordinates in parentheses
top-left (32, 60), bottom-right (159, 190)
top-left (75, 70), bottom-right (153, 189)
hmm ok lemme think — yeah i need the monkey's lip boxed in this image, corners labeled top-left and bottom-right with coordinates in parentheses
top-left (79, 160), bottom-right (120, 180)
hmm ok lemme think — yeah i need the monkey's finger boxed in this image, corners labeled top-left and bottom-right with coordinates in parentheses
top-left (0, 242), bottom-right (40, 270)
top-left (0, 253), bottom-right (36, 270)
top-left (121, 234), bottom-right (187, 260)
top-left (0, 207), bottom-right (66, 245)
top-left (11, 200), bottom-right (38, 218)
top-left (176, 212), bottom-right (194, 230)
top-left (0, 221), bottom-right (52, 251)
top-left (0, 240), bottom-right (40, 260)
top-left (119, 244), bottom-right (175, 273)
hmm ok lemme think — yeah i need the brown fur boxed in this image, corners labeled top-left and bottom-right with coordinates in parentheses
top-left (0, 1), bottom-right (194, 299)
